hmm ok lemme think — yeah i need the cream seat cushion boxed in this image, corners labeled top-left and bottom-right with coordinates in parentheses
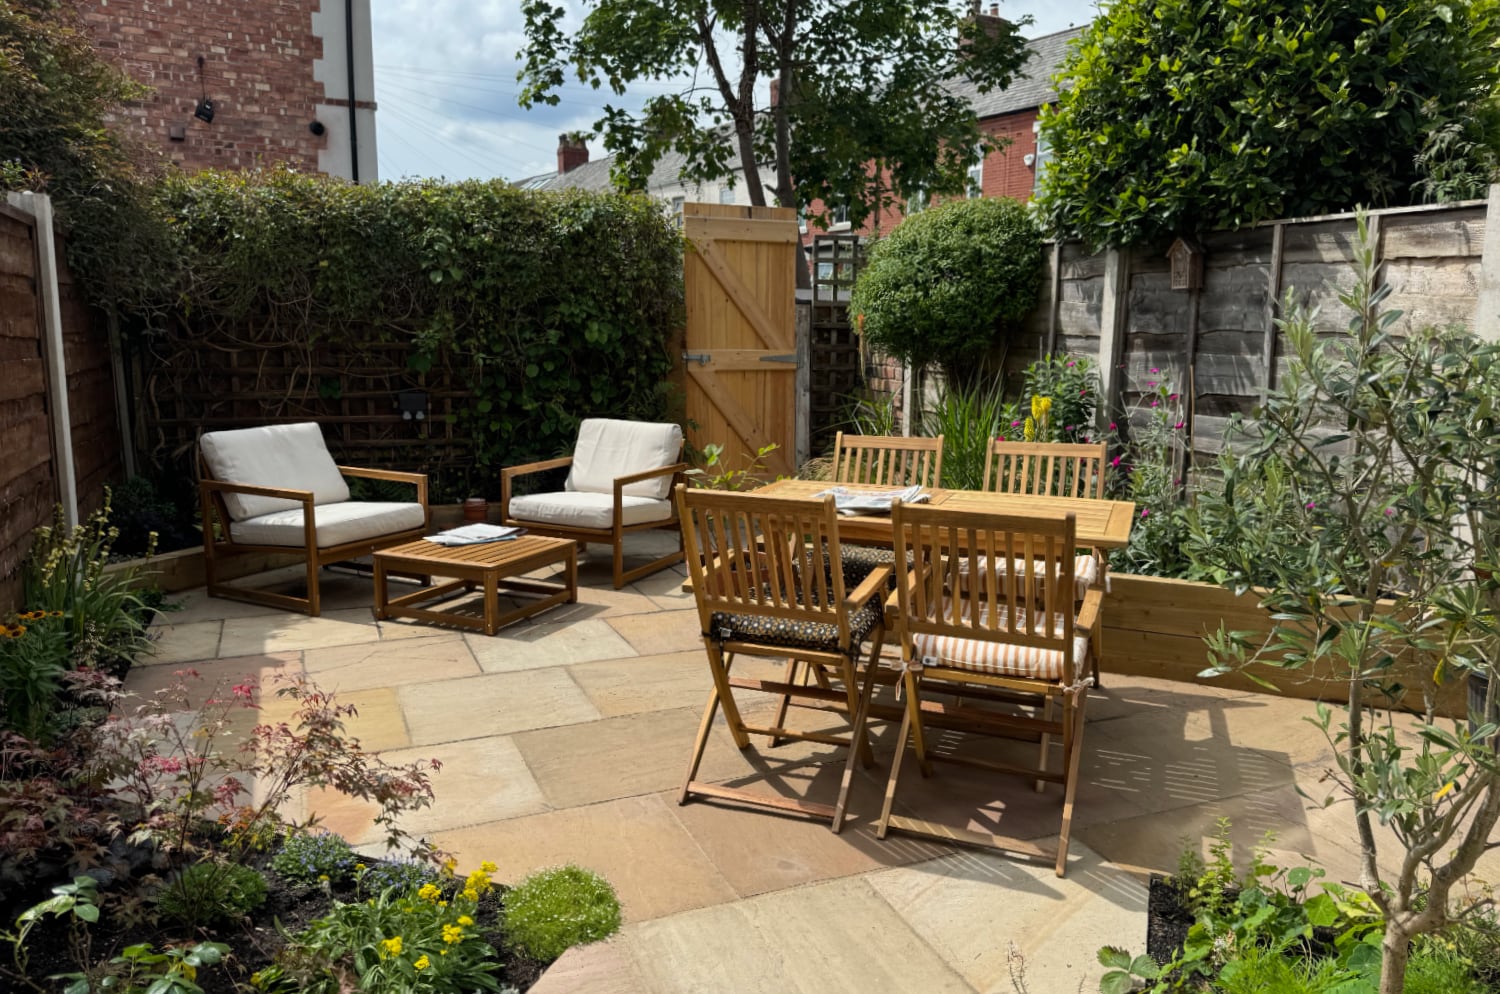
top-left (229, 502), bottom-right (425, 548)
top-left (565, 419), bottom-right (682, 500)
top-left (508, 492), bottom-right (673, 531)
top-left (959, 554), bottom-right (1099, 600)
top-left (911, 604), bottom-right (1090, 682)
top-left (201, 423), bottom-right (350, 521)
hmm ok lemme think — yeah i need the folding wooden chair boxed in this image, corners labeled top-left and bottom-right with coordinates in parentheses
top-left (983, 439), bottom-right (1109, 684)
top-left (876, 500), bottom-right (1100, 877)
top-left (831, 432), bottom-right (944, 488)
top-left (677, 485), bottom-right (891, 832)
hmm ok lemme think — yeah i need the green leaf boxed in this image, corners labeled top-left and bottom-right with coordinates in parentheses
top-left (74, 903), bottom-right (99, 923)
top-left (1097, 946), bottom-right (1133, 970)
top-left (1100, 970), bottom-right (1136, 994)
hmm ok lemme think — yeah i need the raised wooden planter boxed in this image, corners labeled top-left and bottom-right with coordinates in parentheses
top-left (1102, 573), bottom-right (1466, 719)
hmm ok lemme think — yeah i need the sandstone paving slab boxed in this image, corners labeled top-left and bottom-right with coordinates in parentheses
top-left (158, 589), bottom-right (286, 625)
top-left (465, 618), bottom-right (638, 673)
top-left (566, 651), bottom-right (712, 717)
top-left (528, 940), bottom-right (650, 994)
top-left (627, 565), bottom-right (695, 612)
top-left (302, 634), bottom-right (481, 692)
top-left (625, 874), bottom-right (975, 994)
top-left (514, 707), bottom-right (758, 810)
top-left (668, 780), bottom-right (953, 899)
top-left (866, 842), bottom-right (1147, 994)
top-left (123, 651), bottom-right (302, 708)
top-left (332, 686), bottom-right (410, 752)
top-left (218, 608), bottom-right (382, 657)
top-left (143, 620), bottom-right (223, 665)
top-left (1086, 673), bottom-right (1257, 725)
top-left (296, 734), bottom-right (549, 845)
top-left (432, 794), bottom-right (738, 921)
top-left (536, 581), bottom-right (670, 622)
top-left (1178, 691), bottom-right (1339, 770)
top-left (399, 667), bottom-right (601, 745)
top-left (606, 609), bottom-right (704, 656)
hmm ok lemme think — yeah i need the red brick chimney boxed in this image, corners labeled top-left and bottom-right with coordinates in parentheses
top-left (962, 0), bottom-right (1008, 48)
top-left (557, 134), bottom-right (589, 174)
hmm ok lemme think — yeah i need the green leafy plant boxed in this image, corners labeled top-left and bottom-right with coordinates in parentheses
top-left (1199, 212), bottom-right (1500, 993)
top-left (155, 860), bottom-right (269, 927)
top-left (1036, 0), bottom-right (1500, 248)
top-left (1021, 355), bottom-right (1101, 444)
top-left (257, 860), bottom-right (505, 993)
top-left (271, 831), bottom-right (359, 887)
top-left (1105, 373), bottom-right (1192, 578)
top-left (0, 611), bottom-right (71, 741)
top-left (501, 864), bottom-right (622, 963)
top-left (921, 377), bottom-right (1014, 491)
top-left (841, 389), bottom-right (899, 437)
top-left (686, 442), bottom-right (781, 491)
top-left (357, 857), bottom-right (442, 898)
top-left (851, 198), bottom-right (1044, 378)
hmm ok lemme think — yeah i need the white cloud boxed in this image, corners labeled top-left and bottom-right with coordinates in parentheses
top-left (369, 0), bottom-right (1102, 183)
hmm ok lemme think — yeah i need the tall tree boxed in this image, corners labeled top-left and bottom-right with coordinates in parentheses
top-left (518, 0), bottom-right (1031, 280)
top-left (1035, 0), bottom-right (1500, 249)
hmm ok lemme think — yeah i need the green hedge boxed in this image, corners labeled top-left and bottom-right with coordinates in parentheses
top-left (127, 170), bottom-right (683, 497)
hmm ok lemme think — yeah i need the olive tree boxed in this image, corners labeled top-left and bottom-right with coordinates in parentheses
top-left (1194, 214), bottom-right (1500, 993)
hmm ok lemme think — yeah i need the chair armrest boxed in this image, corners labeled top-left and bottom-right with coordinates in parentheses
top-left (500, 456), bottom-right (574, 521)
top-left (612, 462), bottom-right (690, 490)
top-left (1075, 587), bottom-right (1104, 633)
top-left (337, 466), bottom-right (429, 509)
top-left (200, 479), bottom-right (315, 502)
top-left (845, 565), bottom-right (893, 610)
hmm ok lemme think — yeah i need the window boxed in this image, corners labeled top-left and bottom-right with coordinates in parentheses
top-left (967, 143), bottom-right (985, 198)
top-left (1032, 133), bottom-right (1053, 194)
top-left (829, 203), bottom-right (850, 229)
top-left (670, 195), bottom-right (685, 227)
top-left (797, 206), bottom-right (808, 234)
top-left (718, 184), bottom-right (736, 205)
top-left (906, 187), bottom-right (928, 214)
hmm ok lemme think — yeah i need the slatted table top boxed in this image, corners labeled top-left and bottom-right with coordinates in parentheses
top-left (377, 534), bottom-right (577, 569)
top-left (750, 479), bottom-right (1136, 549)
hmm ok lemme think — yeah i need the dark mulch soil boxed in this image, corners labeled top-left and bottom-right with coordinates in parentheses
top-left (3, 854), bottom-right (547, 993)
top-left (1146, 874), bottom-right (1194, 965)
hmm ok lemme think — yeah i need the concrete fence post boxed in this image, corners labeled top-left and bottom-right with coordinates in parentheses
top-left (1476, 183), bottom-right (1500, 342)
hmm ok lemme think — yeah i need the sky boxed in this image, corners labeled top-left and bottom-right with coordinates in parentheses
top-left (370, 0), bottom-right (1103, 185)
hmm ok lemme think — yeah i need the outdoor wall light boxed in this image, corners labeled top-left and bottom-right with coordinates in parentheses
top-left (397, 390), bottom-right (429, 422)
top-left (309, 120), bottom-right (327, 137)
top-left (193, 56), bottom-right (215, 124)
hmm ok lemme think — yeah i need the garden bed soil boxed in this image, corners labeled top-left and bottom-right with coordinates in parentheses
top-left (2, 856), bottom-right (547, 993)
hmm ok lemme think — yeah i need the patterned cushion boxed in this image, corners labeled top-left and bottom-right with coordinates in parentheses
top-left (708, 564), bottom-right (883, 655)
top-left (910, 604), bottom-right (1090, 682)
top-left (959, 553), bottom-right (1099, 601)
top-left (837, 544), bottom-right (908, 590)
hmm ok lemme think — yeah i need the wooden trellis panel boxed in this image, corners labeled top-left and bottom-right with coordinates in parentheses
top-left (808, 234), bottom-right (864, 454)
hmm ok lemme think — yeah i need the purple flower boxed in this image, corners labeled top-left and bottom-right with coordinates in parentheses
top-left (1109, 422), bottom-right (1117, 430)
top-left (1147, 381), bottom-right (1157, 389)
top-left (1305, 501), bottom-right (1316, 510)
top-left (1066, 361), bottom-right (1075, 367)
top-left (1168, 393), bottom-right (1179, 401)
top-left (1011, 420), bottom-right (1024, 428)
top-left (1140, 508), bottom-right (1151, 518)
top-left (1384, 507), bottom-right (1395, 517)
top-left (1150, 367), bottom-right (1159, 374)
top-left (1173, 421), bottom-right (1185, 429)
top-left (1150, 400), bottom-right (1159, 408)
top-left (1065, 425), bottom-right (1074, 431)
top-left (1110, 456), bottom-right (1122, 468)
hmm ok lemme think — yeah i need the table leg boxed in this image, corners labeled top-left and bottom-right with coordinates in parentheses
top-left (483, 574), bottom-right (500, 637)
top-left (566, 547), bottom-right (578, 603)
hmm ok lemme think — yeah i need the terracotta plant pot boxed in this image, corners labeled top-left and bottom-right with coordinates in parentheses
top-left (463, 498), bottom-right (488, 523)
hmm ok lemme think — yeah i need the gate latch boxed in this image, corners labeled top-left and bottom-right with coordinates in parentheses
top-left (681, 352), bottom-right (712, 366)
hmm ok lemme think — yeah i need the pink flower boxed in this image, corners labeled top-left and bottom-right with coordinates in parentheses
top-left (1174, 421), bottom-right (1185, 429)
top-left (1011, 420), bottom-right (1023, 428)
top-left (1150, 400), bottom-right (1159, 408)
top-left (1305, 501), bottom-right (1316, 510)
top-left (1384, 508), bottom-right (1395, 517)
top-left (1064, 425), bottom-right (1074, 431)
top-left (1147, 381), bottom-right (1157, 389)
top-left (1109, 422), bottom-right (1117, 430)
top-left (1066, 361), bottom-right (1075, 367)
top-left (1140, 508), bottom-right (1151, 518)
top-left (1150, 367), bottom-right (1159, 374)
top-left (1110, 456), bottom-right (1122, 468)
top-left (1168, 393), bottom-right (1179, 401)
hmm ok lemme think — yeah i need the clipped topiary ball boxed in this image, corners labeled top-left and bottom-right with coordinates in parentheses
top-left (502, 864), bottom-right (622, 963)
top-left (850, 196), bottom-right (1043, 378)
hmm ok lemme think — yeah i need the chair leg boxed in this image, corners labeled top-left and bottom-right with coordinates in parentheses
top-left (704, 642), bottom-right (750, 749)
top-left (306, 548), bottom-right (322, 617)
top-left (832, 646), bottom-right (882, 833)
top-left (766, 658), bottom-right (800, 748)
top-left (613, 539), bottom-right (626, 590)
top-left (1055, 690), bottom-right (1089, 878)
top-left (877, 677), bottom-right (921, 839)
top-left (1036, 694), bottom-right (1054, 793)
top-left (906, 669), bottom-right (934, 778)
top-left (680, 683), bottom-right (723, 805)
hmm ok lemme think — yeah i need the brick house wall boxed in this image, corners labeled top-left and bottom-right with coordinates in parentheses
top-left (81, 0), bottom-right (339, 175)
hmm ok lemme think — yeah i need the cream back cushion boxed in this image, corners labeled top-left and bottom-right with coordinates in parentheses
top-left (565, 419), bottom-right (682, 500)
top-left (200, 423), bottom-right (351, 521)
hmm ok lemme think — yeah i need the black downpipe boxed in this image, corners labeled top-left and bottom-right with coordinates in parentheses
top-left (345, 0), bottom-right (359, 182)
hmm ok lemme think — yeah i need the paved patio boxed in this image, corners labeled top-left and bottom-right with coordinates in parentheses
top-left (127, 536), bottom-right (1498, 993)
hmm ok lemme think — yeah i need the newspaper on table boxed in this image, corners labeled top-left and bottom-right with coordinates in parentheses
top-left (813, 484), bottom-right (930, 516)
top-left (424, 523), bottom-right (526, 546)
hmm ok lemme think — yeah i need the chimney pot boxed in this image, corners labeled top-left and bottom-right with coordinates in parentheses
top-left (557, 133), bottom-right (589, 174)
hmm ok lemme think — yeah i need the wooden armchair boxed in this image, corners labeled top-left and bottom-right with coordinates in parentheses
top-left (677, 485), bottom-right (890, 832)
top-left (500, 419), bottom-right (689, 589)
top-left (877, 500), bottom-right (1099, 877)
top-left (199, 423), bottom-right (429, 617)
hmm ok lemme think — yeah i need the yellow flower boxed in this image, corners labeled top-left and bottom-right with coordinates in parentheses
top-left (442, 924), bottom-right (463, 945)
top-left (479, 860), bottom-right (497, 874)
top-left (457, 915), bottom-right (474, 927)
top-left (414, 955), bottom-right (430, 971)
top-left (48, 610), bottom-right (61, 617)
top-left (318, 874), bottom-right (329, 882)
top-left (355, 863), bottom-right (366, 871)
top-left (1031, 395), bottom-right (1052, 421)
top-left (381, 936), bottom-right (403, 957)
top-left (461, 888), bottom-right (478, 902)
top-left (442, 857), bottom-right (458, 876)
top-left (1434, 781), bottom-right (1456, 802)
top-left (437, 900), bottom-right (448, 908)
top-left (1023, 417), bottom-right (1037, 442)
top-left (418, 883), bottom-right (441, 902)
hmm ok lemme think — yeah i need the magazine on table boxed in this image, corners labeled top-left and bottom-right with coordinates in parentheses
top-left (424, 524), bottom-right (526, 546)
top-left (813, 484), bottom-right (930, 516)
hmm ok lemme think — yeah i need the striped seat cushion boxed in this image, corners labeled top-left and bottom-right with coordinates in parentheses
top-left (958, 553), bottom-right (1099, 601)
top-left (910, 605), bottom-right (1090, 681)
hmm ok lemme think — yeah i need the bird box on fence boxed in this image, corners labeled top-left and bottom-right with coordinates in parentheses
top-left (1166, 237), bottom-right (1204, 291)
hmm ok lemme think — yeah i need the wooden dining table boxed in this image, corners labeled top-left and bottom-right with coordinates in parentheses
top-left (751, 478), bottom-right (1137, 548)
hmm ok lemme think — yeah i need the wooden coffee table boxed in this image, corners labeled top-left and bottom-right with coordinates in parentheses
top-left (373, 535), bottom-right (577, 636)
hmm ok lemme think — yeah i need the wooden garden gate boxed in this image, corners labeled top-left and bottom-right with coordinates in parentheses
top-left (679, 203), bottom-right (799, 477)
